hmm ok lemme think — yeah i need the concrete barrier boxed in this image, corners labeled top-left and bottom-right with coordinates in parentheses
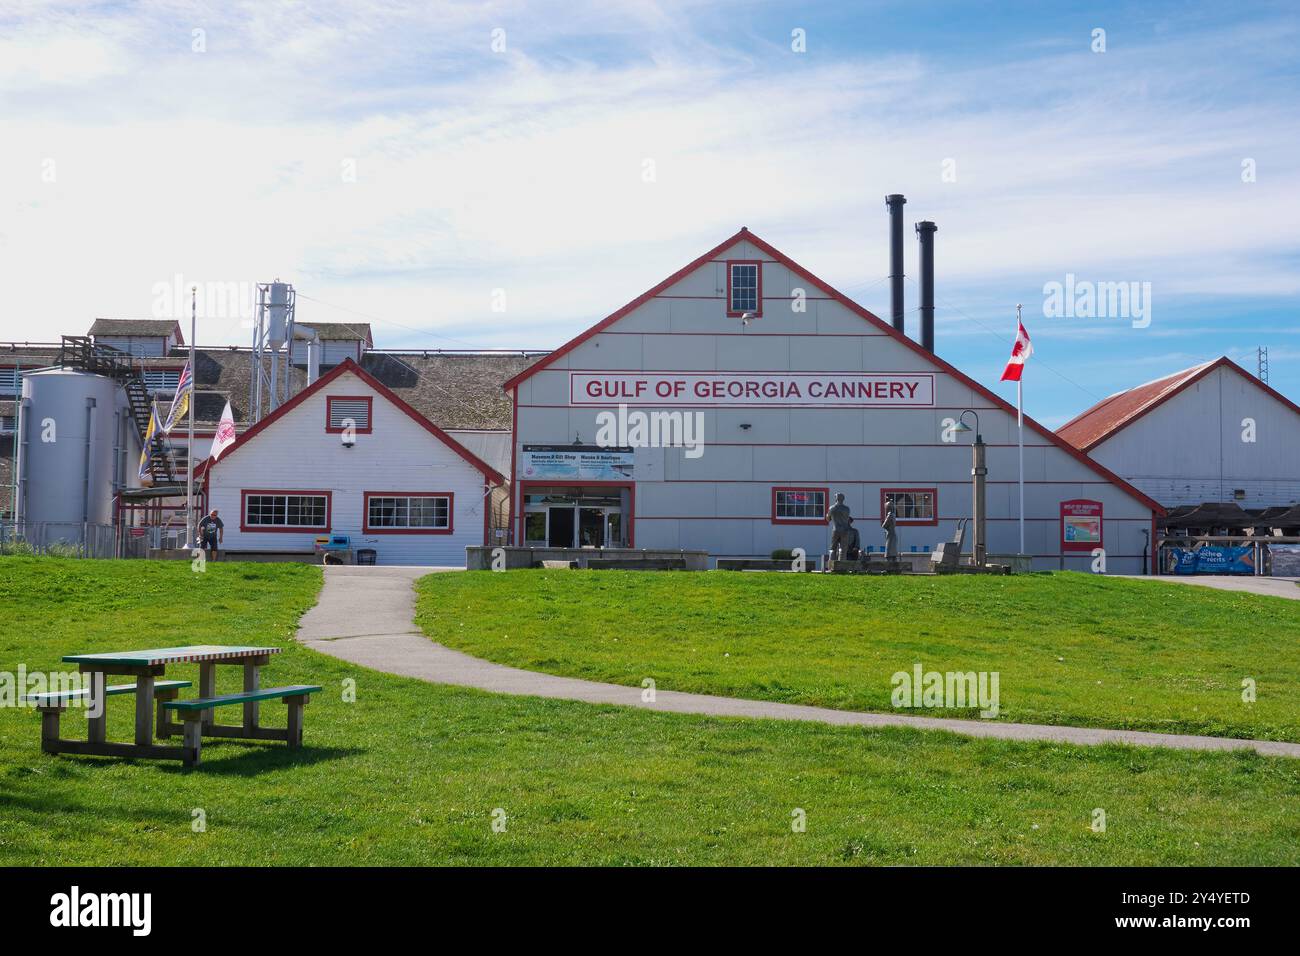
top-left (466, 546), bottom-right (709, 571)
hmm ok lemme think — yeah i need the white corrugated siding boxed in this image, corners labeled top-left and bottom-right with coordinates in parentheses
top-left (207, 369), bottom-right (488, 565)
top-left (513, 239), bottom-right (1156, 572)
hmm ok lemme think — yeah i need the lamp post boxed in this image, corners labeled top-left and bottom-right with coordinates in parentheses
top-left (955, 410), bottom-right (987, 568)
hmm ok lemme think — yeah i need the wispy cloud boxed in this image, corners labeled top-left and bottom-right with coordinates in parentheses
top-left (1, 1), bottom-right (1297, 422)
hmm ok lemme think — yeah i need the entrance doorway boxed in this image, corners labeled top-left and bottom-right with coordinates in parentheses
top-left (522, 484), bottom-right (632, 548)
top-left (548, 506), bottom-right (575, 547)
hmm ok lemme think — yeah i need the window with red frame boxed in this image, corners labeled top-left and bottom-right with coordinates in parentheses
top-left (881, 488), bottom-right (938, 525)
top-left (727, 261), bottom-right (761, 316)
top-left (365, 493), bottom-right (452, 533)
top-left (772, 487), bottom-right (827, 523)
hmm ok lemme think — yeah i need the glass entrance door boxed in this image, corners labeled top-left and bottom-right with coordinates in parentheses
top-left (578, 508), bottom-right (605, 548)
top-left (523, 488), bottom-right (628, 548)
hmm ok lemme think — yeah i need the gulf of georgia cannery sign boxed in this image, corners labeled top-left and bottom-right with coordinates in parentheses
top-left (569, 372), bottom-right (936, 407)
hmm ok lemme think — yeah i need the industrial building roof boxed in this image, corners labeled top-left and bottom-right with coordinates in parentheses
top-left (298, 321), bottom-right (374, 344)
top-left (1057, 357), bottom-right (1300, 452)
top-left (88, 318), bottom-right (184, 341)
top-left (0, 342), bottom-right (546, 431)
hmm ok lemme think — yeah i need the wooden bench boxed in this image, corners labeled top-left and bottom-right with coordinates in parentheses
top-left (163, 685), bottom-right (322, 766)
top-left (23, 680), bottom-right (192, 754)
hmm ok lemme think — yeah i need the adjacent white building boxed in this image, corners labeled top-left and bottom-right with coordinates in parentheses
top-left (1058, 357), bottom-right (1300, 509)
top-left (505, 228), bottom-right (1162, 572)
top-left (199, 358), bottom-right (502, 565)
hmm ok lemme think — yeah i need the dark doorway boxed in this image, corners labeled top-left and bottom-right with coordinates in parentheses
top-left (548, 507), bottom-right (575, 547)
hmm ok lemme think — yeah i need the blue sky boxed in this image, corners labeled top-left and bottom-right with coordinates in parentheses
top-left (1, 0), bottom-right (1297, 426)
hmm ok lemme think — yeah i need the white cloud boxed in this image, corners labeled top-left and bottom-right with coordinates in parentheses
top-left (0, 1), bottom-right (1296, 369)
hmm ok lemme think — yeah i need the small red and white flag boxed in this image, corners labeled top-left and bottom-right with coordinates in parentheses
top-left (208, 400), bottom-right (237, 463)
top-left (1000, 319), bottom-right (1033, 381)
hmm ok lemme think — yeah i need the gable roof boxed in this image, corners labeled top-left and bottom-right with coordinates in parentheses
top-left (1057, 356), bottom-right (1300, 453)
top-left (195, 357), bottom-right (503, 484)
top-left (89, 318), bottom-right (184, 343)
top-left (502, 227), bottom-right (1164, 515)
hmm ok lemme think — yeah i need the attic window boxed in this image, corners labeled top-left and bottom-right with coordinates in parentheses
top-left (727, 261), bottom-right (762, 317)
top-left (326, 395), bottom-right (373, 434)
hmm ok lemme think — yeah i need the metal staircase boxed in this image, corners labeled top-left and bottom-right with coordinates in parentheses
top-left (58, 336), bottom-right (176, 483)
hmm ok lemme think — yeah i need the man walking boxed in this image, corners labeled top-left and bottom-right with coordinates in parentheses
top-left (198, 508), bottom-right (223, 561)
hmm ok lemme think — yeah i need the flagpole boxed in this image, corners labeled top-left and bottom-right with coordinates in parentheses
top-left (186, 286), bottom-right (196, 548)
top-left (1016, 303), bottom-right (1025, 557)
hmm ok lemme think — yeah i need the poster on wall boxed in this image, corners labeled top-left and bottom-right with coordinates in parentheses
top-left (1060, 499), bottom-right (1103, 552)
top-left (1270, 544), bottom-right (1300, 576)
top-left (521, 445), bottom-right (634, 481)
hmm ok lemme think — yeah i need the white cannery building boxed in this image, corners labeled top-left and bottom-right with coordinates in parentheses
top-left (504, 226), bottom-right (1163, 572)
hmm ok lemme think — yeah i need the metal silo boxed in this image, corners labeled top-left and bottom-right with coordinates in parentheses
top-left (17, 368), bottom-right (127, 555)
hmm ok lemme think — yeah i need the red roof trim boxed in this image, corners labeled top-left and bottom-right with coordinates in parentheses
top-left (502, 229), bottom-right (756, 391)
top-left (195, 358), bottom-right (503, 484)
top-left (1059, 356), bottom-right (1300, 453)
top-left (503, 227), bottom-right (1163, 515)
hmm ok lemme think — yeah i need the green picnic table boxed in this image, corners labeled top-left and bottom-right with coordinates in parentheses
top-left (26, 645), bottom-right (321, 767)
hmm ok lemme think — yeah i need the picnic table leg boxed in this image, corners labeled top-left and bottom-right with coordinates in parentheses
top-left (181, 713), bottom-right (203, 768)
top-left (86, 670), bottom-right (107, 744)
top-left (199, 662), bottom-right (216, 730)
top-left (38, 705), bottom-right (64, 753)
top-left (286, 696), bottom-right (305, 749)
top-left (134, 673), bottom-right (155, 748)
top-left (242, 663), bottom-right (260, 733)
top-left (155, 686), bottom-right (180, 739)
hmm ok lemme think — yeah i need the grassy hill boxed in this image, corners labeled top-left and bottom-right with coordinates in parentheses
top-left (417, 570), bottom-right (1300, 742)
top-left (2, 558), bottom-right (1298, 866)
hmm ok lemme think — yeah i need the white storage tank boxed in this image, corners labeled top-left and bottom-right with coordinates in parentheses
top-left (18, 368), bottom-right (133, 545)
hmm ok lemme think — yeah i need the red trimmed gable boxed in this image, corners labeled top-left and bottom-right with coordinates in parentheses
top-left (502, 227), bottom-right (1164, 515)
top-left (195, 358), bottom-right (503, 484)
top-left (1058, 357), bottom-right (1300, 453)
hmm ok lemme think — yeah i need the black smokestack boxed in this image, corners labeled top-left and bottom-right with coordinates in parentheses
top-left (915, 220), bottom-right (937, 353)
top-left (885, 194), bottom-right (906, 334)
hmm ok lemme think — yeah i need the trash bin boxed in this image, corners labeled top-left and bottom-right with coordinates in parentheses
top-left (356, 548), bottom-right (377, 566)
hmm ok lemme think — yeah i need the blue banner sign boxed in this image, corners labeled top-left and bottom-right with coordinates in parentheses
top-left (1170, 546), bottom-right (1256, 575)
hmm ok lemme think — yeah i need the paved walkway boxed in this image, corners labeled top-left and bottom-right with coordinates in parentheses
top-left (1115, 574), bottom-right (1300, 600)
top-left (296, 566), bottom-right (1300, 759)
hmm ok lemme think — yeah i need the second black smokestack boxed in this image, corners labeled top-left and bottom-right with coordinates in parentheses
top-left (915, 220), bottom-right (937, 353)
top-left (885, 194), bottom-right (906, 334)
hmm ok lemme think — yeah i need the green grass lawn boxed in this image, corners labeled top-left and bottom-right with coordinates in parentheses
top-left (416, 570), bottom-right (1300, 743)
top-left (2, 557), bottom-right (1299, 866)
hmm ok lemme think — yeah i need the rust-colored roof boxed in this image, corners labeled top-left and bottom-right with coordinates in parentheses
top-left (1057, 360), bottom-right (1222, 451)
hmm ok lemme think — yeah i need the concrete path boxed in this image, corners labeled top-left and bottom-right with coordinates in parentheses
top-left (1116, 574), bottom-right (1300, 601)
top-left (296, 566), bottom-right (1300, 759)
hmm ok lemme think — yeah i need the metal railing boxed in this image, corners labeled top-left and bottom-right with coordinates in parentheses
top-left (0, 520), bottom-right (117, 559)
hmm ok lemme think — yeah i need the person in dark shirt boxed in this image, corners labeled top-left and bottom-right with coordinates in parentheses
top-left (198, 509), bottom-right (224, 561)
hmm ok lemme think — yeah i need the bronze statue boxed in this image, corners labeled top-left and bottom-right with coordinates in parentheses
top-left (882, 499), bottom-right (898, 560)
top-left (827, 493), bottom-right (860, 560)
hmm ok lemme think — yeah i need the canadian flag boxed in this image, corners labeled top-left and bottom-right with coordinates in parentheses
top-left (208, 401), bottom-right (237, 463)
top-left (1000, 319), bottom-right (1033, 381)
